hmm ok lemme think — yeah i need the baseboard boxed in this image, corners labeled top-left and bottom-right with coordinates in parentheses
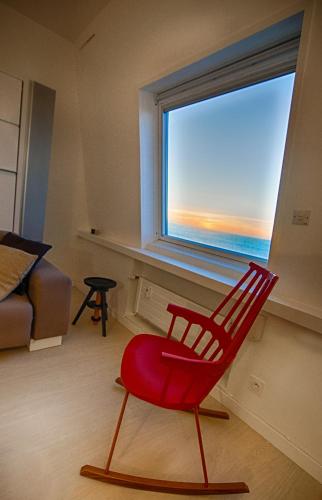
top-left (211, 385), bottom-right (322, 483)
top-left (29, 336), bottom-right (62, 351)
top-left (117, 313), bottom-right (150, 335)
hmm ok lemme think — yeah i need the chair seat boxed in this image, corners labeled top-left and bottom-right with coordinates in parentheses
top-left (121, 334), bottom-right (205, 410)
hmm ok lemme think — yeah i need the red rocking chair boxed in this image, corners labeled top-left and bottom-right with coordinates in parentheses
top-left (81, 262), bottom-right (278, 495)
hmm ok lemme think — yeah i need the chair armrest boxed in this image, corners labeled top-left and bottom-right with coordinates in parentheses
top-left (167, 303), bottom-right (208, 323)
top-left (161, 351), bottom-right (215, 373)
top-left (28, 259), bottom-right (72, 340)
top-left (167, 303), bottom-right (221, 334)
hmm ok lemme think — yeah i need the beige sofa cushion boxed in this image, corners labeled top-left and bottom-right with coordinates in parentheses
top-left (0, 245), bottom-right (37, 302)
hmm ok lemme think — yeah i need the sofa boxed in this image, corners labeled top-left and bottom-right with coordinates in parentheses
top-left (0, 230), bottom-right (72, 350)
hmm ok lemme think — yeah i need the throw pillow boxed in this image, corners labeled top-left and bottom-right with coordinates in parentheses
top-left (0, 245), bottom-right (37, 302)
top-left (0, 233), bottom-right (52, 294)
top-left (0, 233), bottom-right (52, 262)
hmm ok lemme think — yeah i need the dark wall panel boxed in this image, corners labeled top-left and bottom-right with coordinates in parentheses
top-left (22, 81), bottom-right (56, 241)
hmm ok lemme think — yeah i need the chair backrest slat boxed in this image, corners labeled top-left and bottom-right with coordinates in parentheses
top-left (183, 263), bottom-right (278, 364)
top-left (208, 342), bottom-right (224, 362)
top-left (209, 267), bottom-right (253, 321)
top-left (200, 335), bottom-right (217, 359)
top-left (220, 272), bottom-right (260, 328)
top-left (167, 315), bottom-right (176, 339)
top-left (191, 328), bottom-right (207, 351)
top-left (218, 265), bottom-right (278, 365)
top-left (180, 322), bottom-right (192, 344)
top-left (227, 274), bottom-right (266, 337)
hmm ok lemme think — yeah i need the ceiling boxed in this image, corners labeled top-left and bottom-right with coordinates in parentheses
top-left (1, 0), bottom-right (111, 41)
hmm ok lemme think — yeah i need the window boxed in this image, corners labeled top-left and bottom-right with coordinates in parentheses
top-left (157, 38), bottom-right (299, 262)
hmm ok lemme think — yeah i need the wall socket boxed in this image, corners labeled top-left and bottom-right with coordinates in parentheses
top-left (248, 375), bottom-right (265, 397)
top-left (292, 209), bottom-right (311, 225)
top-left (144, 286), bottom-right (152, 298)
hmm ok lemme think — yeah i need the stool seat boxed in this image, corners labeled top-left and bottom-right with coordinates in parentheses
top-left (72, 276), bottom-right (117, 337)
top-left (84, 277), bottom-right (117, 291)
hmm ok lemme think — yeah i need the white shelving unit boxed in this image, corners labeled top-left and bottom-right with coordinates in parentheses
top-left (0, 71), bottom-right (23, 231)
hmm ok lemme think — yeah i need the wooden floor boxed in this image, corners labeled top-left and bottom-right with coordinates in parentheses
top-left (0, 291), bottom-right (321, 500)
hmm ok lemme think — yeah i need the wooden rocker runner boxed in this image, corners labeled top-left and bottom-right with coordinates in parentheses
top-left (81, 262), bottom-right (278, 495)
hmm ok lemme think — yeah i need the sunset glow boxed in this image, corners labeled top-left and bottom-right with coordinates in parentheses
top-left (168, 209), bottom-right (272, 240)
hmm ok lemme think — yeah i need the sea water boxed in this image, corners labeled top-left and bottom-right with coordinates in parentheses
top-left (168, 223), bottom-right (270, 260)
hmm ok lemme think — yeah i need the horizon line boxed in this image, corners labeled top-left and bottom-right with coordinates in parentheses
top-left (168, 208), bottom-right (273, 239)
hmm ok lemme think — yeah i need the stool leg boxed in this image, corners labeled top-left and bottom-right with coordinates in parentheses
top-left (72, 288), bottom-right (94, 325)
top-left (100, 291), bottom-right (108, 337)
top-left (91, 292), bottom-right (101, 322)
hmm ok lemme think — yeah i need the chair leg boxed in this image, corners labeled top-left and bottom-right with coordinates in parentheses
top-left (80, 389), bottom-right (249, 494)
top-left (110, 385), bottom-right (208, 485)
top-left (72, 288), bottom-right (95, 325)
top-left (194, 406), bottom-right (208, 486)
top-left (105, 391), bottom-right (129, 473)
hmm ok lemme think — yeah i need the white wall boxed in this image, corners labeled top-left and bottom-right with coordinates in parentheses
top-left (0, 2), bottom-right (88, 274)
top-left (72, 0), bottom-right (322, 482)
top-left (76, 0), bottom-right (322, 312)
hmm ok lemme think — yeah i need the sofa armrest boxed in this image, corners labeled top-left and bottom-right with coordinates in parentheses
top-left (28, 259), bottom-right (72, 340)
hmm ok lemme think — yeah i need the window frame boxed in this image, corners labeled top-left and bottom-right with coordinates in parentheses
top-left (157, 39), bottom-right (299, 264)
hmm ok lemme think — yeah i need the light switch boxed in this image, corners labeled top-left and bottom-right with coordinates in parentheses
top-left (292, 210), bottom-right (311, 226)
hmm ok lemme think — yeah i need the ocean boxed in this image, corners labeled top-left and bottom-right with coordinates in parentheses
top-left (168, 223), bottom-right (270, 260)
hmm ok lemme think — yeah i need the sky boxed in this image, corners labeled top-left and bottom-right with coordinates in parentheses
top-left (166, 73), bottom-right (295, 240)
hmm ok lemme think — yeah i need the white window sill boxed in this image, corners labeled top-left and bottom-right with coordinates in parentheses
top-left (77, 230), bottom-right (322, 334)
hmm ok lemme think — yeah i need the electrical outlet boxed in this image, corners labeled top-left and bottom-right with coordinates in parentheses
top-left (144, 286), bottom-right (152, 298)
top-left (248, 375), bottom-right (265, 397)
top-left (292, 209), bottom-right (311, 225)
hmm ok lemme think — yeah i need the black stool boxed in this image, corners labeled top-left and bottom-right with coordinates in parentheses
top-left (72, 277), bottom-right (117, 337)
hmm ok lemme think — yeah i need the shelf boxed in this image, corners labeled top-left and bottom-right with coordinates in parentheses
top-left (77, 230), bottom-right (322, 334)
